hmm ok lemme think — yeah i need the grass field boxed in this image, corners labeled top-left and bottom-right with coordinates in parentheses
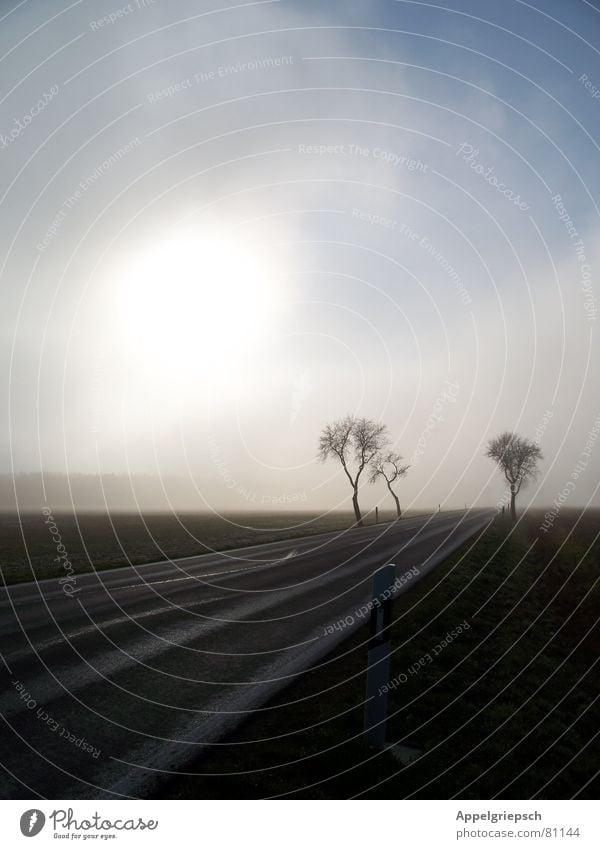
top-left (0, 508), bottom-right (401, 585)
top-left (157, 509), bottom-right (600, 799)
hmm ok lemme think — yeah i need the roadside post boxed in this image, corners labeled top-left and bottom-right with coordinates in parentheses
top-left (375, 506), bottom-right (379, 524)
top-left (363, 562), bottom-right (395, 748)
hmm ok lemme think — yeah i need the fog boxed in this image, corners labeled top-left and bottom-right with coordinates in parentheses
top-left (1, 0), bottom-right (599, 515)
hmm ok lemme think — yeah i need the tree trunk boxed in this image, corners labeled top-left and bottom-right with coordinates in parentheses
top-left (510, 486), bottom-right (517, 522)
top-left (388, 484), bottom-right (401, 518)
top-left (352, 488), bottom-right (363, 526)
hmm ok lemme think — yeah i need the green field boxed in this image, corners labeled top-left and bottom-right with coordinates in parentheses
top-left (157, 509), bottom-right (600, 799)
top-left (0, 508), bottom-right (401, 586)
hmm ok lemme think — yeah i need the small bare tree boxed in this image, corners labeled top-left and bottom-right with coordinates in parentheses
top-left (369, 451), bottom-right (410, 518)
top-left (319, 415), bottom-right (389, 526)
top-left (486, 431), bottom-right (542, 521)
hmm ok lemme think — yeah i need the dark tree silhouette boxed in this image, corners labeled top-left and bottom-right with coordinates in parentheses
top-left (486, 431), bottom-right (542, 521)
top-left (319, 415), bottom-right (389, 526)
top-left (369, 451), bottom-right (410, 518)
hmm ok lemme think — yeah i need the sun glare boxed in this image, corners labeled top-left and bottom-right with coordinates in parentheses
top-left (115, 230), bottom-right (282, 382)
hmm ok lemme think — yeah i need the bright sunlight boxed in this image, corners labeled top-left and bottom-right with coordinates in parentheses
top-left (114, 228), bottom-right (284, 382)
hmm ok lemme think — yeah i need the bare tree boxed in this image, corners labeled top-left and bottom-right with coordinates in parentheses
top-left (369, 451), bottom-right (410, 518)
top-left (486, 431), bottom-right (542, 521)
top-left (319, 415), bottom-right (389, 526)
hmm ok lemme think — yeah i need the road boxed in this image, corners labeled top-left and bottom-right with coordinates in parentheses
top-left (0, 509), bottom-right (492, 799)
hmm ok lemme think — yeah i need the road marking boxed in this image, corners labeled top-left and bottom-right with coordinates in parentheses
top-left (95, 549), bottom-right (300, 593)
top-left (0, 515), bottom-right (439, 596)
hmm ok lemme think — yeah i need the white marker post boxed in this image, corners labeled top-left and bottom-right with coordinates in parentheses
top-left (363, 562), bottom-right (395, 748)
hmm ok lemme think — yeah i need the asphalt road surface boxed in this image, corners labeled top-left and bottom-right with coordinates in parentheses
top-left (0, 509), bottom-right (492, 799)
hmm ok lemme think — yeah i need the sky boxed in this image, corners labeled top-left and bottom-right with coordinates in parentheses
top-left (1, 0), bottom-right (599, 515)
